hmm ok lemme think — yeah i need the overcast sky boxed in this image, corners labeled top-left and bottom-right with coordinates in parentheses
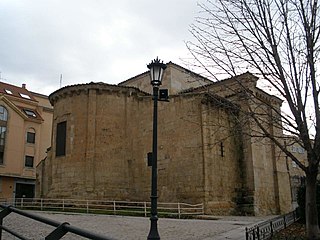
top-left (0, 0), bottom-right (203, 95)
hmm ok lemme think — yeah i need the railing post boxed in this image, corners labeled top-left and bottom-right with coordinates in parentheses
top-left (113, 201), bottom-right (116, 215)
top-left (270, 221), bottom-right (273, 236)
top-left (86, 200), bottom-right (89, 214)
top-left (41, 198), bottom-right (43, 211)
top-left (284, 215), bottom-right (287, 229)
top-left (178, 203), bottom-right (181, 219)
top-left (21, 198), bottom-right (23, 208)
top-left (252, 227), bottom-right (255, 240)
top-left (256, 226), bottom-right (260, 240)
top-left (144, 202), bottom-right (147, 217)
top-left (245, 227), bottom-right (248, 240)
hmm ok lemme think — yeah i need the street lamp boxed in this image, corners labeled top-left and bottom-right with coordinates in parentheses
top-left (147, 57), bottom-right (167, 240)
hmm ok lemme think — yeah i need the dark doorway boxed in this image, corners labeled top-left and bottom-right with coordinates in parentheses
top-left (15, 183), bottom-right (35, 198)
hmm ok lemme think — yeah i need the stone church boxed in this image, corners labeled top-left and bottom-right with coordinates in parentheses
top-left (36, 62), bottom-right (292, 215)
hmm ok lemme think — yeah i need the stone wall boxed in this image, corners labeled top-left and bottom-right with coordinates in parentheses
top-left (200, 99), bottom-right (247, 215)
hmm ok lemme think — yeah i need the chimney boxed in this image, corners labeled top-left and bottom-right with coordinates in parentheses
top-left (22, 84), bottom-right (26, 89)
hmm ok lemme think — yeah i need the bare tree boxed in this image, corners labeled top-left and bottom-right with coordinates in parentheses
top-left (187, 0), bottom-right (320, 238)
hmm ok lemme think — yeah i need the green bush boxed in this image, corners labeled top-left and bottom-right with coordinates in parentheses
top-left (297, 181), bottom-right (320, 224)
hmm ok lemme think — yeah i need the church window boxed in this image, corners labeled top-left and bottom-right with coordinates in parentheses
top-left (56, 121), bottom-right (67, 157)
top-left (220, 142), bottom-right (224, 157)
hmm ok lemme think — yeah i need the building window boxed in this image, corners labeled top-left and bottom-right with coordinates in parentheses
top-left (25, 155), bottom-right (34, 168)
top-left (56, 121), bottom-right (67, 157)
top-left (4, 89), bottom-right (12, 95)
top-left (26, 129), bottom-right (36, 144)
top-left (0, 151), bottom-right (4, 165)
top-left (220, 142), bottom-right (224, 157)
top-left (0, 126), bottom-right (6, 164)
top-left (23, 109), bottom-right (37, 118)
top-left (0, 106), bottom-right (8, 122)
top-left (19, 93), bottom-right (31, 99)
top-left (291, 145), bottom-right (305, 154)
top-left (292, 161), bottom-right (297, 168)
top-left (0, 106), bottom-right (8, 165)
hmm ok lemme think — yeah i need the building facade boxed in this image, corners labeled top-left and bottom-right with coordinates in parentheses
top-left (36, 62), bottom-right (292, 215)
top-left (0, 82), bottom-right (53, 200)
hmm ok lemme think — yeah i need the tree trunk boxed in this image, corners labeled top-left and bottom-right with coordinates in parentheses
top-left (306, 171), bottom-right (320, 239)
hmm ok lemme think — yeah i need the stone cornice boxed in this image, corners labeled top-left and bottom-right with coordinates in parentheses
top-left (201, 93), bottom-right (240, 114)
top-left (255, 87), bottom-right (283, 105)
top-left (49, 82), bottom-right (150, 105)
top-left (179, 72), bottom-right (258, 94)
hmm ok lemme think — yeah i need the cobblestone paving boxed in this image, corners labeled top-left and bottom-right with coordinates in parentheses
top-left (1, 211), bottom-right (274, 240)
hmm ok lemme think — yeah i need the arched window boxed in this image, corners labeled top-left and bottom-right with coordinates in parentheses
top-left (0, 106), bottom-right (8, 164)
top-left (26, 128), bottom-right (36, 144)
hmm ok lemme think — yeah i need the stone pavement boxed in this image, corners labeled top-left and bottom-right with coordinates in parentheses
top-left (1, 211), bottom-right (276, 239)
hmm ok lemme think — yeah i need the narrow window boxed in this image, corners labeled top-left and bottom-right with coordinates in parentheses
top-left (220, 142), bottom-right (224, 157)
top-left (0, 151), bottom-right (4, 165)
top-left (56, 121), bottom-right (67, 157)
top-left (0, 106), bottom-right (8, 165)
top-left (26, 130), bottom-right (36, 144)
top-left (25, 155), bottom-right (34, 167)
top-left (0, 127), bottom-right (5, 164)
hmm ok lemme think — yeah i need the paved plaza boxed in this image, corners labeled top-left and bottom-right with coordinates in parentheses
top-left (1, 211), bottom-right (275, 239)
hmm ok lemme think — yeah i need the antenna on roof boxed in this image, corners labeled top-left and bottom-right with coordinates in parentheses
top-left (59, 74), bottom-right (63, 88)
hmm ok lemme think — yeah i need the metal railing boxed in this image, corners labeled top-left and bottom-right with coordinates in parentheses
top-left (245, 209), bottom-right (300, 240)
top-left (0, 204), bottom-right (116, 240)
top-left (1, 198), bottom-right (204, 219)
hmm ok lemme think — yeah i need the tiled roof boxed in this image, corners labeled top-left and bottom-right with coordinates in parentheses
top-left (118, 61), bottom-right (213, 86)
top-left (49, 81), bottom-right (150, 100)
top-left (179, 72), bottom-right (257, 94)
top-left (0, 82), bottom-right (37, 102)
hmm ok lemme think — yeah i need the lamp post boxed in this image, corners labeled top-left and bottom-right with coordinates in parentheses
top-left (147, 57), bottom-right (167, 240)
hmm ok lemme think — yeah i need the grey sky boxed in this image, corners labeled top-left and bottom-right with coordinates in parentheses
top-left (0, 0), bottom-right (201, 95)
